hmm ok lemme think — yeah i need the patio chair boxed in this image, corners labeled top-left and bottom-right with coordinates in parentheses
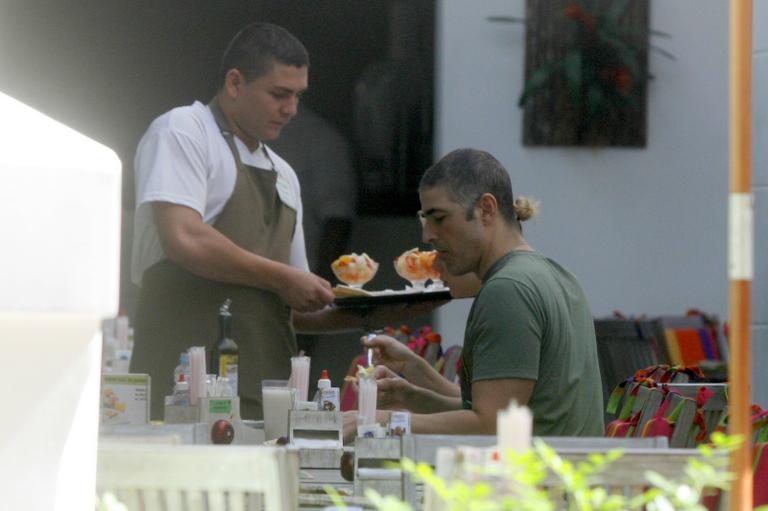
top-left (96, 443), bottom-right (298, 511)
top-left (665, 383), bottom-right (728, 446)
top-left (594, 318), bottom-right (671, 408)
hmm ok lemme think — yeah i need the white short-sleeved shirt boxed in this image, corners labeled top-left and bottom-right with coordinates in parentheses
top-left (131, 101), bottom-right (308, 286)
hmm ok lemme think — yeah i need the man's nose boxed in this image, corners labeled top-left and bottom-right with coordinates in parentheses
top-left (282, 97), bottom-right (299, 117)
top-left (421, 223), bottom-right (435, 245)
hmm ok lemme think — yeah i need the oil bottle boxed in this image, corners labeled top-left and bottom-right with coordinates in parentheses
top-left (212, 298), bottom-right (238, 395)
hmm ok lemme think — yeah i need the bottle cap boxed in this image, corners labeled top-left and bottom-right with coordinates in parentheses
top-left (426, 332), bottom-right (441, 344)
top-left (318, 369), bottom-right (331, 389)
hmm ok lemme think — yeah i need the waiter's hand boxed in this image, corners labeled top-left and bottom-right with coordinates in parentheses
top-left (363, 334), bottom-right (420, 377)
top-left (279, 267), bottom-right (334, 312)
top-left (372, 365), bottom-right (413, 410)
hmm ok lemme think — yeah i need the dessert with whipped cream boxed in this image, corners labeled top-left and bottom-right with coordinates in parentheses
top-left (394, 248), bottom-right (440, 284)
top-left (331, 252), bottom-right (379, 287)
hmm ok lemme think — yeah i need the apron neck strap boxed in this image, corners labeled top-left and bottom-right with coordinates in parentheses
top-left (207, 97), bottom-right (276, 172)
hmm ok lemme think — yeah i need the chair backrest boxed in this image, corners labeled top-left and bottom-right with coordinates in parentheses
top-left (665, 393), bottom-right (699, 448)
top-left (594, 319), bottom-right (667, 407)
top-left (606, 380), bottom-right (728, 447)
top-left (440, 345), bottom-right (462, 382)
top-left (665, 383), bottom-right (728, 446)
top-left (634, 385), bottom-right (665, 437)
top-left (97, 443), bottom-right (299, 511)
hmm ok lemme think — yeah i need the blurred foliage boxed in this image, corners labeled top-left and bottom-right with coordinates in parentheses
top-left (328, 432), bottom-right (748, 511)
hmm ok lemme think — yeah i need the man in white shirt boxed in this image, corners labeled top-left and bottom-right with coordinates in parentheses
top-left (131, 23), bottom-right (361, 419)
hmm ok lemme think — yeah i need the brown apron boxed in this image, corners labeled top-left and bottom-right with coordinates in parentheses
top-left (131, 98), bottom-right (298, 420)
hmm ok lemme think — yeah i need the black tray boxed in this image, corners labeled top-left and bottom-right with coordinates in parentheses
top-left (333, 288), bottom-right (452, 308)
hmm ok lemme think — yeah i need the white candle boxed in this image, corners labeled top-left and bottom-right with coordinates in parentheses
top-left (288, 355), bottom-right (310, 402)
top-left (496, 400), bottom-right (532, 454)
top-left (188, 346), bottom-right (207, 405)
top-left (357, 371), bottom-right (377, 427)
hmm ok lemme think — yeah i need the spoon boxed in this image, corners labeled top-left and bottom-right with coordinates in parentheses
top-left (365, 330), bottom-right (383, 367)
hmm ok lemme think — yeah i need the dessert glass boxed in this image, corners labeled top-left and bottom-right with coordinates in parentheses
top-left (331, 253), bottom-right (379, 289)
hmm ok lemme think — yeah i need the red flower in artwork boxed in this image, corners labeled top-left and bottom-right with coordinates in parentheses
top-left (490, 1), bottom-right (673, 122)
top-left (600, 67), bottom-right (635, 94)
top-left (615, 68), bottom-right (634, 93)
top-left (564, 3), bottom-right (596, 32)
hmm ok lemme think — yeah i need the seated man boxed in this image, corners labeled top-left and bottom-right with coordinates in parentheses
top-left (345, 148), bottom-right (604, 439)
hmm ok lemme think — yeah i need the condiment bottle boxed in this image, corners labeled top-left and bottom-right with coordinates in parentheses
top-left (173, 351), bottom-right (190, 385)
top-left (318, 369), bottom-right (331, 392)
top-left (172, 373), bottom-right (190, 406)
top-left (316, 369), bottom-right (339, 411)
top-left (212, 298), bottom-right (238, 395)
top-left (423, 334), bottom-right (442, 366)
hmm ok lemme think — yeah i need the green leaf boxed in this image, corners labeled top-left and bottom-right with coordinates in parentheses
top-left (650, 44), bottom-right (676, 61)
top-left (471, 482), bottom-right (494, 498)
top-left (581, 0), bottom-right (599, 13)
top-left (564, 49), bottom-right (583, 104)
top-left (710, 431), bottom-right (744, 451)
top-left (585, 85), bottom-right (605, 116)
top-left (518, 62), bottom-right (564, 107)
top-left (606, 449), bottom-right (625, 463)
top-left (364, 488), bottom-right (415, 511)
top-left (605, 0), bottom-right (631, 25)
top-left (487, 16), bottom-right (526, 24)
top-left (650, 29), bottom-right (672, 38)
top-left (597, 31), bottom-right (643, 73)
top-left (324, 485), bottom-right (348, 509)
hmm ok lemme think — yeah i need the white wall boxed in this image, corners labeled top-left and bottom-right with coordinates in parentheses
top-left (434, 0), bottom-right (733, 342)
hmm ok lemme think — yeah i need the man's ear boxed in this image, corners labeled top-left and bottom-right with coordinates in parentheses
top-left (476, 193), bottom-right (498, 225)
top-left (223, 69), bottom-right (245, 98)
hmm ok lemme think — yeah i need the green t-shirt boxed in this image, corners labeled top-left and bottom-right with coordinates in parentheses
top-left (460, 250), bottom-right (604, 436)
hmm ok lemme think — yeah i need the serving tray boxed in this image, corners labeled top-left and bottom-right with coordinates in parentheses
top-left (332, 286), bottom-right (451, 308)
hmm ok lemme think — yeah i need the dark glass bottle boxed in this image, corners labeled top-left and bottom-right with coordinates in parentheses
top-left (212, 298), bottom-right (238, 394)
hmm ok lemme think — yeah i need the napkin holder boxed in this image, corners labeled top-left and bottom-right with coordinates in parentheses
top-left (353, 436), bottom-right (415, 502)
top-left (289, 410), bottom-right (344, 468)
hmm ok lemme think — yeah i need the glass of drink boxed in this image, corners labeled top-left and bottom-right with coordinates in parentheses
top-left (262, 379), bottom-right (295, 441)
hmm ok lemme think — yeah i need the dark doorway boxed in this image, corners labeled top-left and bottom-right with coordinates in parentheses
top-left (0, 1), bottom-right (435, 315)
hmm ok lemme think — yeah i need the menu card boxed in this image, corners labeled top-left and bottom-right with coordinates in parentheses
top-left (101, 373), bottom-right (151, 425)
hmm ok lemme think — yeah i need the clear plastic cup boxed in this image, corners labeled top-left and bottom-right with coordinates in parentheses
top-left (262, 379), bottom-right (295, 441)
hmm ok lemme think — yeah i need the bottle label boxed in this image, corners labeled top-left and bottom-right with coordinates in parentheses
top-left (389, 411), bottom-right (411, 436)
top-left (319, 387), bottom-right (340, 411)
top-left (208, 399), bottom-right (232, 414)
top-left (220, 357), bottom-right (238, 395)
top-left (219, 355), bottom-right (238, 377)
